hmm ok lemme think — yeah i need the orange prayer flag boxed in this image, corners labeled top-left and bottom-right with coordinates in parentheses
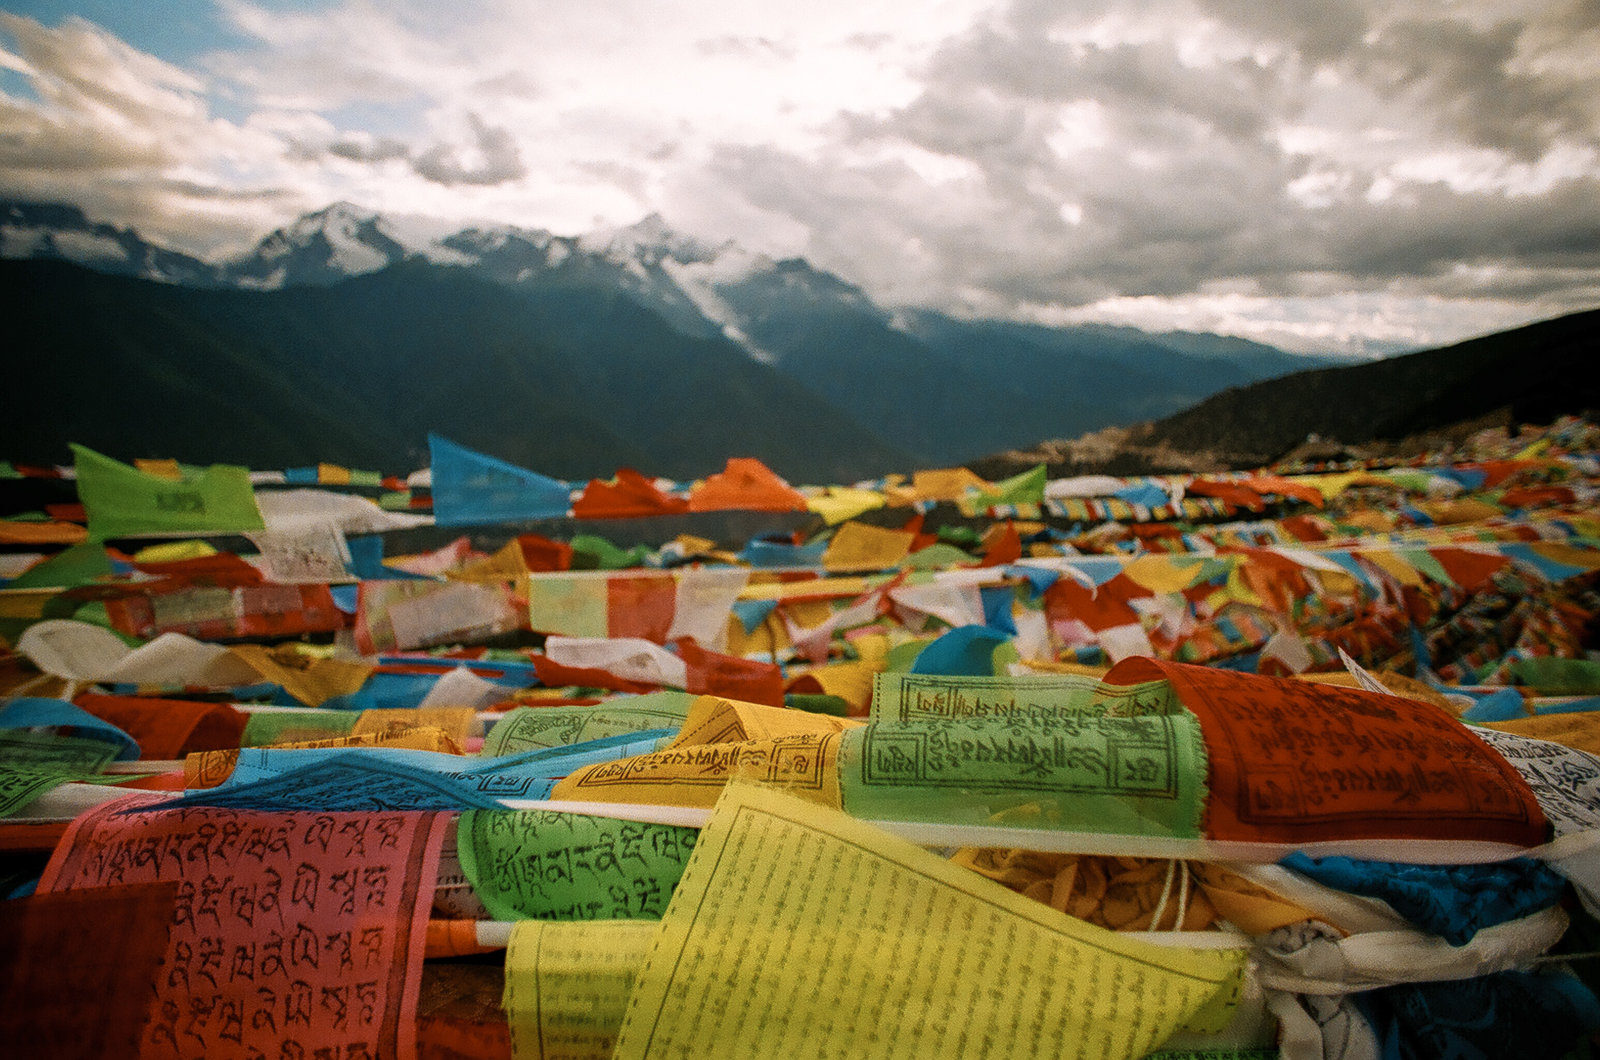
top-left (1428, 547), bottom-right (1510, 591)
top-left (687, 458), bottom-right (808, 512)
top-left (979, 521), bottom-right (1023, 567)
top-left (0, 520), bottom-right (88, 545)
top-left (608, 574), bottom-right (679, 642)
top-left (679, 638), bottom-right (785, 706)
top-left (1186, 479), bottom-right (1267, 511)
top-left (1238, 474), bottom-right (1325, 508)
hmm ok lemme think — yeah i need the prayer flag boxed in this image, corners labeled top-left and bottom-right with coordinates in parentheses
top-left (72, 444), bottom-right (265, 540)
top-left (428, 434), bottom-right (572, 526)
top-left (528, 568), bottom-right (748, 649)
top-left (687, 458), bottom-right (807, 512)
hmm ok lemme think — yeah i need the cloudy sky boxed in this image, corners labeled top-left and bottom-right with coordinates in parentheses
top-left (2, 0), bottom-right (1597, 354)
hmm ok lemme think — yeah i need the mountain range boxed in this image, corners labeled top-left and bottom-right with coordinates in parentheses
top-left (4, 199), bottom-right (1358, 480)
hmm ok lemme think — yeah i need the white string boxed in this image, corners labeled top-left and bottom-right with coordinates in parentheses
top-left (1174, 859), bottom-right (1191, 932)
top-left (1149, 858), bottom-right (1177, 930)
top-left (1534, 951), bottom-right (1600, 965)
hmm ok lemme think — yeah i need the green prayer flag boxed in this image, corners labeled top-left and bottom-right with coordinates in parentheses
top-left (239, 709), bottom-right (361, 747)
top-left (966, 463), bottom-right (1047, 509)
top-left (837, 705), bottom-right (1206, 838)
top-left (569, 534), bottom-right (653, 571)
top-left (72, 444), bottom-right (266, 540)
top-left (5, 541), bottom-right (114, 589)
top-left (481, 694), bottom-right (694, 755)
top-left (457, 809), bottom-right (699, 920)
top-left (0, 730), bottom-right (118, 817)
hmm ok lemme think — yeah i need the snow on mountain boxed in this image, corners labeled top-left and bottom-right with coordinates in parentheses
top-left (226, 202), bottom-right (481, 288)
top-left (2, 223), bottom-right (122, 265)
top-left (577, 212), bottom-right (717, 267)
top-left (376, 212), bottom-right (479, 267)
top-left (1, 200), bottom-right (221, 286)
top-left (659, 248), bottom-right (780, 363)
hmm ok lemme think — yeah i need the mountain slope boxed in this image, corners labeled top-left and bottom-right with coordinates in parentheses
top-left (0, 259), bottom-right (914, 481)
top-left (1131, 308), bottom-right (1600, 466)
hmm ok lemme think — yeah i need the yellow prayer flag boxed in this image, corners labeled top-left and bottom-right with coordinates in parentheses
top-left (739, 576), bottom-right (876, 601)
top-left (668, 693), bottom-right (862, 748)
top-left (807, 488), bottom-right (888, 525)
top-left (786, 658), bottom-right (878, 714)
top-left (550, 732), bottom-right (847, 809)
top-left (911, 466), bottom-right (990, 502)
top-left (228, 642), bottom-right (374, 707)
top-left (611, 786), bottom-right (1246, 1060)
top-left (821, 521), bottom-right (916, 572)
top-left (317, 462), bottom-right (353, 485)
top-left (504, 920), bottom-right (656, 1060)
top-left (131, 540), bottom-right (220, 563)
top-left (1342, 508), bottom-right (1397, 532)
top-left (1222, 561), bottom-right (1265, 606)
top-left (1361, 549), bottom-right (1427, 587)
top-left (450, 538), bottom-right (535, 582)
top-left (1484, 712), bottom-right (1600, 757)
top-left (1124, 555), bottom-right (1205, 594)
top-left (352, 706), bottom-right (480, 744)
top-left (1415, 498), bottom-right (1504, 525)
top-left (1283, 472), bottom-right (1385, 501)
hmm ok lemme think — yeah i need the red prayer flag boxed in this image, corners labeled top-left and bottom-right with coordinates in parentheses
top-left (572, 468), bottom-right (690, 519)
top-left (74, 693), bottom-right (248, 759)
top-left (0, 882), bottom-right (177, 1059)
top-left (679, 638), bottom-right (785, 706)
top-left (1108, 657), bottom-right (1548, 849)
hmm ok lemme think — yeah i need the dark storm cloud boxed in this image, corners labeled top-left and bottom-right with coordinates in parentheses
top-left (1361, 16), bottom-right (1598, 160)
top-left (914, 28), bottom-right (1282, 143)
top-left (1325, 176), bottom-right (1600, 279)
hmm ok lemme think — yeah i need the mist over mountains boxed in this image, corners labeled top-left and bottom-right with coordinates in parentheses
top-left (5, 199), bottom-right (1361, 480)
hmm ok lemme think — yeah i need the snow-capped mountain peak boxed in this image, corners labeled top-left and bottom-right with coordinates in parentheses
top-left (229, 202), bottom-right (491, 288)
top-left (578, 212), bottom-right (716, 267)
